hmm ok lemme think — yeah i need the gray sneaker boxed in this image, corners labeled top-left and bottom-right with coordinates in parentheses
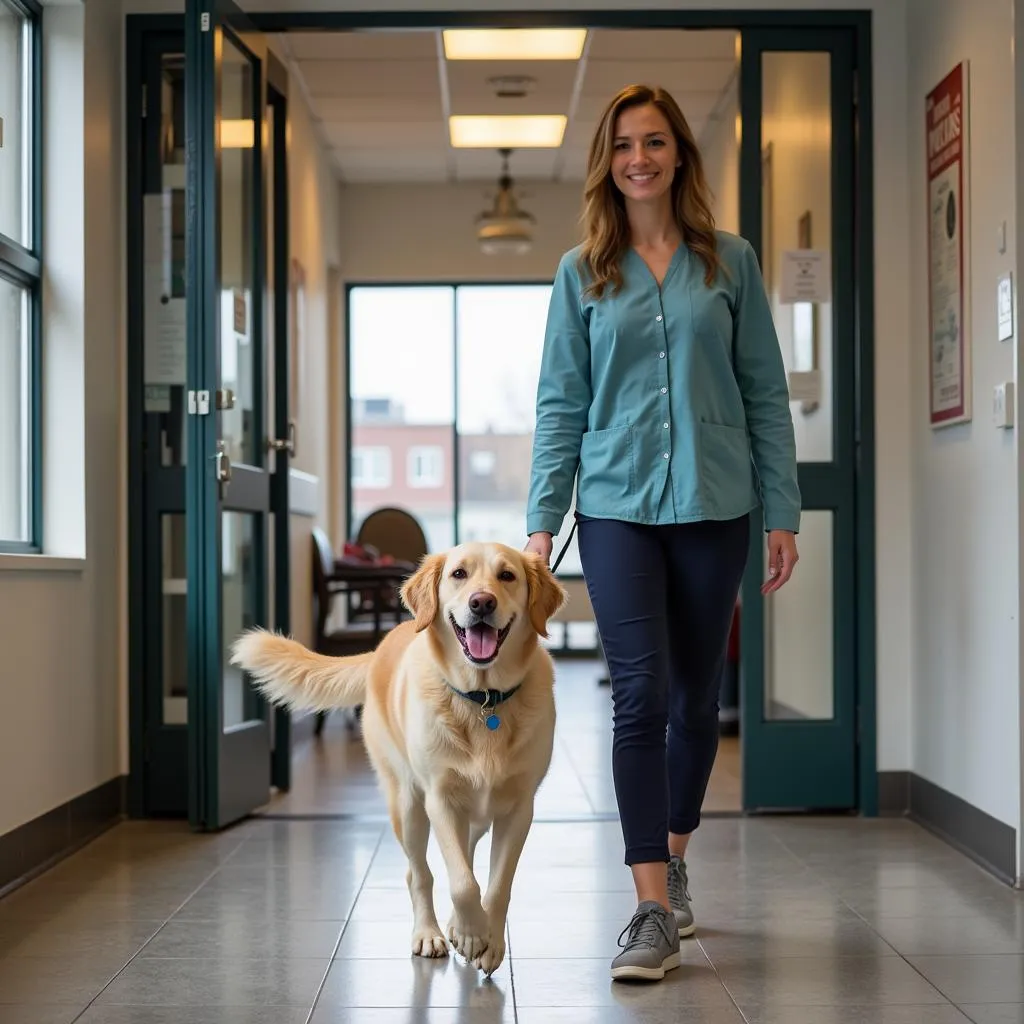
top-left (610, 900), bottom-right (681, 981)
top-left (668, 855), bottom-right (695, 937)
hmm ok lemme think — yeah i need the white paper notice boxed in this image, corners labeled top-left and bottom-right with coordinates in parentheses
top-left (143, 193), bottom-right (187, 386)
top-left (780, 249), bottom-right (831, 304)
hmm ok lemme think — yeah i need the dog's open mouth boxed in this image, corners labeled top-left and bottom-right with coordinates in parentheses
top-left (449, 614), bottom-right (515, 665)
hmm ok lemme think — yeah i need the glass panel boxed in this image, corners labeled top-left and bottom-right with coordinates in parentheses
top-left (761, 51), bottom-right (833, 462)
top-left (0, 3), bottom-right (29, 247)
top-left (763, 509), bottom-right (833, 720)
top-left (219, 38), bottom-right (257, 469)
top-left (222, 511), bottom-right (260, 730)
top-left (699, 31), bottom-right (741, 234)
top-left (145, 53), bottom-right (188, 466)
top-left (455, 284), bottom-right (561, 558)
top-left (0, 277), bottom-right (29, 544)
top-left (349, 286), bottom-right (455, 552)
top-left (161, 513), bottom-right (188, 724)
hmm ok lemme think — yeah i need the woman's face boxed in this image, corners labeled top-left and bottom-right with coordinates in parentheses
top-left (609, 102), bottom-right (681, 205)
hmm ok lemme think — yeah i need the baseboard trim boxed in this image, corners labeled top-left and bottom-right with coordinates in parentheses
top-left (877, 770), bottom-right (1016, 884)
top-left (0, 775), bottom-right (126, 898)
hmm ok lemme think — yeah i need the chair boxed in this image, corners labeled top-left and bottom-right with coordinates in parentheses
top-left (348, 507), bottom-right (429, 624)
top-left (310, 526), bottom-right (397, 736)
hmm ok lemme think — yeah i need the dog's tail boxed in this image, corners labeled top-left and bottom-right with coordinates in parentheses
top-left (230, 628), bottom-right (371, 712)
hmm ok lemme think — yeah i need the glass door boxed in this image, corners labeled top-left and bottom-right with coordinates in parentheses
top-left (738, 27), bottom-right (859, 811)
top-left (185, 0), bottom-right (272, 829)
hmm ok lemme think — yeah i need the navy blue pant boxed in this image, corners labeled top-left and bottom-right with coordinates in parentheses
top-left (578, 514), bottom-right (750, 865)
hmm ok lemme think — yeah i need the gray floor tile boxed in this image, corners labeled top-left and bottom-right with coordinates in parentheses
top-left (513, 1008), bottom-right (747, 1024)
top-left (0, 1007), bottom-right (80, 1024)
top-left (140, 917), bottom-right (346, 959)
top-left (510, 955), bottom-right (733, 1008)
top-left (716, 955), bottom-right (948, 1008)
top-left (0, 918), bottom-right (163, 958)
top-left (93, 957), bottom-right (330, 1006)
top-left (874, 915), bottom-right (1024, 955)
top-left (960, 1007), bottom-right (1024, 1023)
top-left (76, 1008), bottom-right (310, 1023)
top-left (310, 1009), bottom-right (516, 1023)
top-left (908, 954), bottom-right (1024, 1004)
top-left (697, 913), bottom-right (897, 959)
top-left (0, 956), bottom-right (128, 1005)
top-left (316, 956), bottom-right (511, 1010)
top-left (742, 1005), bottom-right (972, 1023)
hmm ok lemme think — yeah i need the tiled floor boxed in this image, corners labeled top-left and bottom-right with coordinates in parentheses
top-left (2, 663), bottom-right (1023, 1022)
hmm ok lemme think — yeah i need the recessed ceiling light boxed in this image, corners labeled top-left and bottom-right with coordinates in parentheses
top-left (442, 29), bottom-right (587, 61)
top-left (449, 114), bottom-right (567, 149)
top-left (220, 118), bottom-right (254, 149)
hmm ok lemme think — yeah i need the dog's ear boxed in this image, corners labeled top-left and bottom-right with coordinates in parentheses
top-left (522, 552), bottom-right (568, 638)
top-left (400, 553), bottom-right (446, 632)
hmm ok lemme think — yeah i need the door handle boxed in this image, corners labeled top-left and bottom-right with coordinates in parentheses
top-left (267, 419), bottom-right (297, 456)
top-left (214, 439), bottom-right (232, 499)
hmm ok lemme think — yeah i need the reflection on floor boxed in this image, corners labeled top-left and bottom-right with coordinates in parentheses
top-left (3, 660), bottom-right (1024, 1022)
top-left (261, 659), bottom-right (742, 818)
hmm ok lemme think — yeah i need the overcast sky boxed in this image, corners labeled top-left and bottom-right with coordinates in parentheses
top-left (349, 284), bottom-right (553, 434)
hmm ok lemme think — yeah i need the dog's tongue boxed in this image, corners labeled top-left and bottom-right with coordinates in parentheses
top-left (467, 623), bottom-right (498, 661)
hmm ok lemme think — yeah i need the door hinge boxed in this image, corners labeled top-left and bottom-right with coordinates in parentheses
top-left (201, 11), bottom-right (210, 31)
top-left (188, 389), bottom-right (211, 415)
top-left (141, 84), bottom-right (147, 118)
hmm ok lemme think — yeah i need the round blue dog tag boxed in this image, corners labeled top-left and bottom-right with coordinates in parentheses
top-left (485, 714), bottom-right (501, 730)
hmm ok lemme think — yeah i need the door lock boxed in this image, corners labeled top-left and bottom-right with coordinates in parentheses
top-left (214, 440), bottom-right (232, 499)
top-left (267, 419), bottom-right (297, 456)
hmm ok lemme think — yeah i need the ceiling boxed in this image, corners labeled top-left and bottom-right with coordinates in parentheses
top-left (272, 29), bottom-right (739, 185)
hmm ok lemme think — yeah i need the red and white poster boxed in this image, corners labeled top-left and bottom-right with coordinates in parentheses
top-left (926, 62), bottom-right (971, 428)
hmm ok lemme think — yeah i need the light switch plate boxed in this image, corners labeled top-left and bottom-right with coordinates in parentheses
top-left (994, 381), bottom-right (1015, 428)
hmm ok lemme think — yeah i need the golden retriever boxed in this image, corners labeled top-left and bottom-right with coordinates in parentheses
top-left (231, 541), bottom-right (567, 975)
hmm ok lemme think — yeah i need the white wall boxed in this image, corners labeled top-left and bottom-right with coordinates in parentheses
top-left (0, 0), bottom-right (123, 836)
top-left (906, 0), bottom-right (1020, 832)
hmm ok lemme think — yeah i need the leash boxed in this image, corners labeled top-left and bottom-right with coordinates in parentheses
top-left (549, 518), bottom-right (578, 574)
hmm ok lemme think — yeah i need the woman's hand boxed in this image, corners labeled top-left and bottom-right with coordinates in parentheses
top-left (762, 529), bottom-right (798, 595)
top-left (524, 532), bottom-right (554, 563)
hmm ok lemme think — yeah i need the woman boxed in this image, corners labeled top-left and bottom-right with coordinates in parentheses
top-left (524, 84), bottom-right (801, 983)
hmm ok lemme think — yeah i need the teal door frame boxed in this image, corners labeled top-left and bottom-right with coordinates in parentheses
top-left (126, 9), bottom-right (293, 822)
top-left (738, 26), bottom-right (863, 813)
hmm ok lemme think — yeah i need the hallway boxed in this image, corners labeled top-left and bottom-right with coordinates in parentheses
top-left (1, 664), bottom-right (1022, 1022)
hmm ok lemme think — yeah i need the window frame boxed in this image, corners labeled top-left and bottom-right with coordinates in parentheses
top-left (344, 280), bottom-right (584, 581)
top-left (0, 0), bottom-right (42, 555)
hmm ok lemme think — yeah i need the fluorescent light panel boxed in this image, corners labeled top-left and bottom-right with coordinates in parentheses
top-left (449, 114), bottom-right (567, 149)
top-left (442, 28), bottom-right (587, 61)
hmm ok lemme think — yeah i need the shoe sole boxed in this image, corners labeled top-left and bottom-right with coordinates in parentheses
top-left (679, 921), bottom-right (696, 938)
top-left (610, 951), bottom-right (681, 981)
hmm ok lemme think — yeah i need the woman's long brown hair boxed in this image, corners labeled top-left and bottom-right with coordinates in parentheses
top-left (577, 84), bottom-right (720, 300)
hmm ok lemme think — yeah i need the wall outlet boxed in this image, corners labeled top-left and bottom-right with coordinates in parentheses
top-left (993, 381), bottom-right (1015, 428)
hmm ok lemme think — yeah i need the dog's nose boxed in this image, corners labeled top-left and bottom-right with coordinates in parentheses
top-left (469, 591), bottom-right (497, 617)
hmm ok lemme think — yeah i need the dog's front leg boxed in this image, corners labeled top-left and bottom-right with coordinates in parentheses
top-left (424, 790), bottom-right (489, 962)
top-left (473, 796), bottom-right (535, 976)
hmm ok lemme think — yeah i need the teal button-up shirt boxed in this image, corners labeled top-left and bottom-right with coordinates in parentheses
top-left (526, 230), bottom-right (801, 537)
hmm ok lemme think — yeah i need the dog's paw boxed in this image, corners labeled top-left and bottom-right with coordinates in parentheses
top-left (411, 926), bottom-right (449, 958)
top-left (473, 935), bottom-right (507, 976)
top-left (446, 913), bottom-right (490, 962)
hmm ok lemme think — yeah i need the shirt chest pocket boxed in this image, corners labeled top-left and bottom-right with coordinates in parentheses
top-left (688, 284), bottom-right (734, 347)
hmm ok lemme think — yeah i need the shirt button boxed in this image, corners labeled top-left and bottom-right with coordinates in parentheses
top-left (659, 351), bottom-right (665, 358)
top-left (656, 314), bottom-right (663, 322)
top-left (660, 387), bottom-right (667, 394)
top-left (663, 452), bottom-right (670, 459)
top-left (663, 422), bottom-right (669, 429)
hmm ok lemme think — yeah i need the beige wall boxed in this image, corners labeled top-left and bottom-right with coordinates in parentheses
top-left (907, 0), bottom-right (1020, 833)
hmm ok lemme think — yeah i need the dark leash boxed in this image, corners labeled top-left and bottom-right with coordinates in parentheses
top-left (548, 518), bottom-right (578, 574)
